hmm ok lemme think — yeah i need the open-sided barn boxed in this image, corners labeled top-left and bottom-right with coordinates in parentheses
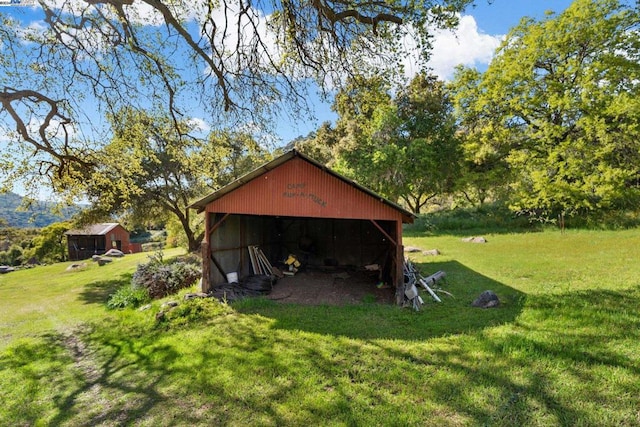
top-left (189, 150), bottom-right (415, 304)
top-left (65, 223), bottom-right (139, 261)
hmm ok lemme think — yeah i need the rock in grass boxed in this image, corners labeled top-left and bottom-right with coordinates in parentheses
top-left (462, 236), bottom-right (487, 243)
top-left (65, 263), bottom-right (86, 271)
top-left (104, 248), bottom-right (125, 257)
top-left (472, 290), bottom-right (500, 308)
top-left (162, 301), bottom-right (179, 308)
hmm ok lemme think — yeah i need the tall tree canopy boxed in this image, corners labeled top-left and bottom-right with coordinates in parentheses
top-left (323, 73), bottom-right (460, 213)
top-left (81, 109), bottom-right (268, 251)
top-left (451, 0), bottom-right (640, 219)
top-left (0, 0), bottom-right (472, 193)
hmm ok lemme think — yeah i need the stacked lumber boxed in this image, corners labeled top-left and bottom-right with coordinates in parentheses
top-left (248, 245), bottom-right (274, 276)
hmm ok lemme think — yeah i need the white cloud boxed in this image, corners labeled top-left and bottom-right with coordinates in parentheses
top-left (404, 15), bottom-right (504, 81)
top-left (187, 117), bottom-right (210, 133)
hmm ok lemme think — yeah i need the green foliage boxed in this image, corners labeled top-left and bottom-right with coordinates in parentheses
top-left (24, 222), bottom-right (71, 264)
top-left (107, 285), bottom-right (150, 310)
top-left (1, 0), bottom-right (473, 202)
top-left (330, 74), bottom-right (461, 213)
top-left (82, 109), bottom-right (271, 251)
top-left (288, 122), bottom-right (341, 166)
top-left (5, 245), bottom-right (23, 266)
top-left (0, 244), bottom-right (25, 266)
top-left (451, 0), bottom-right (640, 220)
top-left (132, 252), bottom-right (202, 299)
top-left (0, 226), bottom-right (38, 251)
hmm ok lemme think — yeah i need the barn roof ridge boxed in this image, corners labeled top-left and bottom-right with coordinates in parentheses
top-left (65, 222), bottom-right (124, 236)
top-left (188, 149), bottom-right (415, 222)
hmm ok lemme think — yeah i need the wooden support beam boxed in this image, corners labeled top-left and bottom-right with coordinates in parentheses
top-left (370, 220), bottom-right (397, 247)
top-left (210, 252), bottom-right (227, 278)
top-left (209, 212), bottom-right (230, 237)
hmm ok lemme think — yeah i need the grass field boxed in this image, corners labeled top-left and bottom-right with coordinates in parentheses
top-left (1, 231), bottom-right (639, 426)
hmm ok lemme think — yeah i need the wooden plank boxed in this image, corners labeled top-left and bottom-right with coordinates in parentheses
top-left (248, 245), bottom-right (260, 274)
top-left (255, 248), bottom-right (273, 275)
top-left (210, 252), bottom-right (227, 278)
top-left (395, 220), bottom-right (404, 306)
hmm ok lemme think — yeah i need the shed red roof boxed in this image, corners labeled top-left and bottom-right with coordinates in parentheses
top-left (189, 150), bottom-right (415, 223)
top-left (65, 223), bottom-right (124, 236)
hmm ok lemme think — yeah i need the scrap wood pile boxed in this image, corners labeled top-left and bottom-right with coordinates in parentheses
top-left (403, 258), bottom-right (453, 311)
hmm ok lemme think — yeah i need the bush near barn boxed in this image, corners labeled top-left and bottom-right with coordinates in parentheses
top-left (131, 252), bottom-right (201, 299)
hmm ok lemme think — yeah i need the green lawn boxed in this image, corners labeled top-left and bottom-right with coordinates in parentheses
top-left (1, 231), bottom-right (639, 426)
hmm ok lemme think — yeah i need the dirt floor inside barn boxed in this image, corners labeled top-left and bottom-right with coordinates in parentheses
top-left (267, 269), bottom-right (396, 305)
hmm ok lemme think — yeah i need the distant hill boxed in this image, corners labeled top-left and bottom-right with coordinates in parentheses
top-left (0, 192), bottom-right (79, 228)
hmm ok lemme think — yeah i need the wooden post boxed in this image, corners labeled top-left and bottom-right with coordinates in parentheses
top-left (201, 241), bottom-right (211, 293)
top-left (201, 212), bottom-right (212, 293)
top-left (395, 219), bottom-right (404, 306)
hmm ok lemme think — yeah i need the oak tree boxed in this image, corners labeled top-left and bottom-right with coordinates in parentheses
top-left (81, 109), bottom-right (267, 251)
top-left (0, 0), bottom-right (473, 193)
top-left (452, 0), bottom-right (640, 219)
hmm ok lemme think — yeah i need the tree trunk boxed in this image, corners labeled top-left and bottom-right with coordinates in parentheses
top-left (181, 211), bottom-right (204, 252)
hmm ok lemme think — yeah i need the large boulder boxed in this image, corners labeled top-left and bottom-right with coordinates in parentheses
top-left (104, 249), bottom-right (125, 257)
top-left (472, 290), bottom-right (500, 308)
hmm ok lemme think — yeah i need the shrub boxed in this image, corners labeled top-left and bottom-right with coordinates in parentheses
top-left (7, 245), bottom-right (23, 266)
top-left (167, 253), bottom-right (201, 267)
top-left (107, 286), bottom-right (150, 309)
top-left (132, 253), bottom-right (201, 299)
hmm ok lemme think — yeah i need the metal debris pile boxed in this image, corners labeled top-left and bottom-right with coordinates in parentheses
top-left (403, 258), bottom-right (453, 311)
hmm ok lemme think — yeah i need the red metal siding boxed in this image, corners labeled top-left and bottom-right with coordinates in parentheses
top-left (205, 157), bottom-right (403, 222)
top-left (109, 225), bottom-right (128, 246)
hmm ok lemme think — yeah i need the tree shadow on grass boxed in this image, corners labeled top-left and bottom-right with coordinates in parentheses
top-left (235, 260), bottom-right (526, 341)
top-left (2, 285), bottom-right (639, 426)
top-left (366, 284), bottom-right (640, 425)
top-left (78, 275), bottom-right (132, 305)
top-left (0, 327), bottom-right (175, 426)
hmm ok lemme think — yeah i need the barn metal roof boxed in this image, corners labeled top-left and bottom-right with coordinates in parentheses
top-left (189, 150), bottom-right (415, 223)
top-left (65, 223), bottom-right (124, 236)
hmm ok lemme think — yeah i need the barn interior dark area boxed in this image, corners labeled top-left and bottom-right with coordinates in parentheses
top-left (208, 213), bottom-right (397, 290)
